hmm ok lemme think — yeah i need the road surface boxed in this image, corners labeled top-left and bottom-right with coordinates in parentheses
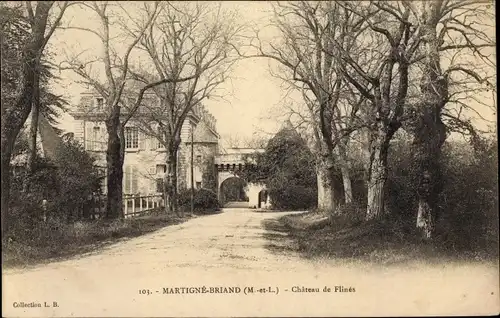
top-left (3, 208), bottom-right (499, 317)
top-left (223, 201), bottom-right (250, 208)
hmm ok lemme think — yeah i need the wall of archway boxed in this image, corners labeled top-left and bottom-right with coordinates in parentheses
top-left (245, 182), bottom-right (267, 209)
top-left (216, 170), bottom-right (268, 208)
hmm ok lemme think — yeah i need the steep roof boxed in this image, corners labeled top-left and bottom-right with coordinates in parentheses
top-left (192, 120), bottom-right (218, 143)
top-left (11, 114), bottom-right (64, 166)
top-left (38, 113), bottom-right (64, 159)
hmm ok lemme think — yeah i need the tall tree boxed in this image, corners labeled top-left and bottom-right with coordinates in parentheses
top-left (60, 1), bottom-right (197, 218)
top-left (333, 1), bottom-right (421, 220)
top-left (126, 2), bottom-right (242, 214)
top-left (405, 0), bottom-right (495, 238)
top-left (245, 1), bottom-right (367, 212)
top-left (0, 1), bottom-right (70, 236)
top-left (236, 125), bottom-right (317, 210)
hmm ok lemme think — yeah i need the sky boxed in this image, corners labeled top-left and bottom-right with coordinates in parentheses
top-left (48, 1), bottom-right (496, 145)
top-left (50, 1), bottom-right (288, 144)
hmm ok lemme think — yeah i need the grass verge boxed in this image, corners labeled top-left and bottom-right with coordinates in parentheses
top-left (2, 213), bottom-right (187, 269)
top-left (262, 209), bottom-right (499, 266)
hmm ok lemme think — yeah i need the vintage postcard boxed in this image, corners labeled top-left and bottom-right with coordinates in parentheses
top-left (2, 1), bottom-right (498, 317)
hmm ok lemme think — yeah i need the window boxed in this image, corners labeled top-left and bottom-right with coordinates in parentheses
top-left (196, 182), bottom-right (202, 190)
top-left (96, 98), bottom-right (104, 110)
top-left (125, 127), bottom-right (139, 149)
top-left (92, 126), bottom-right (100, 151)
top-left (156, 164), bottom-right (166, 174)
top-left (124, 165), bottom-right (138, 194)
top-left (156, 178), bottom-right (164, 193)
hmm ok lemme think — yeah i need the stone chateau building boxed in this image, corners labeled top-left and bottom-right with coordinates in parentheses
top-left (70, 89), bottom-right (220, 195)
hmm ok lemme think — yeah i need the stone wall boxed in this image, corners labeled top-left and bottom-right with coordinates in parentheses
top-left (178, 142), bottom-right (217, 191)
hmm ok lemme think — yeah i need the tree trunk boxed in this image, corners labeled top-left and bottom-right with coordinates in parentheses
top-left (336, 140), bottom-right (353, 204)
top-left (316, 158), bottom-right (339, 212)
top-left (340, 164), bottom-right (353, 204)
top-left (164, 143), bottom-right (181, 217)
top-left (412, 110), bottom-right (447, 239)
top-left (172, 156), bottom-right (180, 216)
top-left (24, 72), bottom-right (40, 192)
top-left (412, 4), bottom-right (449, 239)
top-left (163, 154), bottom-right (172, 214)
top-left (105, 107), bottom-right (124, 219)
top-left (1, 60), bottom-right (37, 238)
top-left (0, 2), bottom-right (53, 236)
top-left (27, 103), bottom-right (39, 170)
top-left (27, 69), bottom-right (40, 170)
top-left (366, 132), bottom-right (390, 221)
top-left (162, 171), bottom-right (171, 214)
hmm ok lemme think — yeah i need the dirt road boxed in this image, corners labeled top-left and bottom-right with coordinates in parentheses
top-left (3, 208), bottom-right (499, 317)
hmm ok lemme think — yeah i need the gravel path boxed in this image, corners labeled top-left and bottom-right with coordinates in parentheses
top-left (3, 208), bottom-right (498, 317)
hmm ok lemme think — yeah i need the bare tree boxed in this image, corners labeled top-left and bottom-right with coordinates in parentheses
top-left (331, 1), bottom-right (422, 220)
top-left (404, 0), bottom-right (495, 238)
top-left (221, 132), bottom-right (268, 149)
top-left (282, 80), bottom-right (365, 205)
top-left (1, 1), bottom-right (71, 236)
top-left (243, 1), bottom-right (368, 211)
top-left (59, 1), bottom-right (197, 218)
top-left (126, 2), bottom-right (242, 214)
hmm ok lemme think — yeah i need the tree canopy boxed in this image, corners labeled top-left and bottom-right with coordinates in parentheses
top-left (0, 5), bottom-right (68, 135)
top-left (238, 126), bottom-right (317, 191)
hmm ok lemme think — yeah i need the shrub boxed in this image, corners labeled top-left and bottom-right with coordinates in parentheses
top-left (178, 188), bottom-right (220, 214)
top-left (270, 185), bottom-right (317, 210)
top-left (385, 137), bottom-right (498, 255)
top-left (6, 139), bottom-right (102, 239)
top-left (433, 140), bottom-right (498, 253)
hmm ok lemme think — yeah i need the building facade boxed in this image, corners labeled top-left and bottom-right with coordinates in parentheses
top-left (70, 90), bottom-right (220, 195)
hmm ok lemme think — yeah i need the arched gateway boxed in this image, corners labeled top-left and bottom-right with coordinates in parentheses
top-left (215, 148), bottom-right (271, 209)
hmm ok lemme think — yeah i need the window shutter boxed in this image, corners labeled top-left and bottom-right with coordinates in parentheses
top-left (132, 166), bottom-right (138, 193)
top-left (194, 166), bottom-right (202, 182)
top-left (85, 122), bottom-right (93, 150)
top-left (124, 165), bottom-right (131, 193)
top-left (150, 135), bottom-right (157, 150)
top-left (139, 131), bottom-right (146, 150)
top-left (146, 133), bottom-right (153, 150)
top-left (150, 179), bottom-right (156, 195)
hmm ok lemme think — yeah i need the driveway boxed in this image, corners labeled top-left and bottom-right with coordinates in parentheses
top-left (2, 208), bottom-right (498, 317)
top-left (223, 201), bottom-right (250, 208)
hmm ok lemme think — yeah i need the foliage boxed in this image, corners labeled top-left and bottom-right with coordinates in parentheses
top-left (435, 138), bottom-right (498, 252)
top-left (385, 136), bottom-right (498, 253)
top-left (270, 185), bottom-right (316, 210)
top-left (51, 139), bottom-right (103, 218)
top-left (0, 5), bottom-right (68, 135)
top-left (0, 5), bottom-right (29, 106)
top-left (201, 156), bottom-right (217, 192)
top-left (3, 215), bottom-right (184, 268)
top-left (7, 140), bottom-right (102, 237)
top-left (268, 134), bottom-right (498, 261)
top-left (178, 188), bottom-right (220, 214)
top-left (237, 126), bottom-right (317, 210)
